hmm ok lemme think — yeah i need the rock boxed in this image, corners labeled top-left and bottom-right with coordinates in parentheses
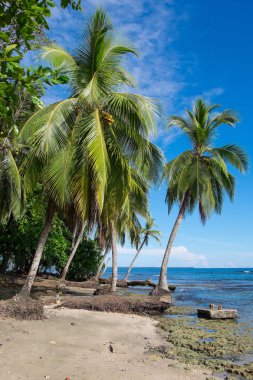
top-left (149, 287), bottom-right (172, 297)
top-left (197, 308), bottom-right (238, 319)
top-left (159, 295), bottom-right (172, 304)
top-left (109, 344), bottom-right (114, 353)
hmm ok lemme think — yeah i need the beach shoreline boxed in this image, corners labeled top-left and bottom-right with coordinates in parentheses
top-left (0, 306), bottom-right (212, 380)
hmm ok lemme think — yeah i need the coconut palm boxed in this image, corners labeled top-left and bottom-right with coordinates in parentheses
top-left (60, 219), bottom-right (86, 282)
top-left (155, 99), bottom-right (248, 293)
top-left (94, 245), bottom-right (110, 281)
top-left (18, 9), bottom-right (163, 298)
top-left (98, 162), bottom-right (150, 292)
top-left (123, 217), bottom-right (161, 282)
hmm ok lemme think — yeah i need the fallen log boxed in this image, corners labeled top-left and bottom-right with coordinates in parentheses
top-left (99, 278), bottom-right (176, 291)
top-left (127, 279), bottom-right (156, 288)
top-left (57, 279), bottom-right (100, 289)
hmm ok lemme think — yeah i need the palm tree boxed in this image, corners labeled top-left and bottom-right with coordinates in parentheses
top-left (94, 249), bottom-right (109, 281)
top-left (123, 217), bottom-right (161, 282)
top-left (155, 99), bottom-right (248, 294)
top-left (98, 163), bottom-right (150, 292)
top-left (60, 219), bottom-right (86, 282)
top-left (18, 9), bottom-right (163, 298)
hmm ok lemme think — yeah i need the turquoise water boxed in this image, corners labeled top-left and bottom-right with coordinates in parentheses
top-left (104, 267), bottom-right (253, 323)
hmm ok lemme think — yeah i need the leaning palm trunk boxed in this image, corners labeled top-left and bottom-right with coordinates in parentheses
top-left (110, 222), bottom-right (117, 292)
top-left (19, 201), bottom-right (55, 298)
top-left (101, 257), bottom-right (110, 276)
top-left (157, 195), bottom-right (188, 291)
top-left (124, 239), bottom-right (146, 282)
top-left (60, 222), bottom-right (85, 282)
top-left (94, 249), bottom-right (109, 281)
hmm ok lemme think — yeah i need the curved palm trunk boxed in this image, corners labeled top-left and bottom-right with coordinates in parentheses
top-left (157, 195), bottom-right (188, 290)
top-left (94, 250), bottom-right (109, 281)
top-left (101, 257), bottom-right (110, 276)
top-left (60, 222), bottom-right (85, 282)
top-left (19, 201), bottom-right (55, 298)
top-left (110, 222), bottom-right (117, 292)
top-left (124, 239), bottom-right (146, 282)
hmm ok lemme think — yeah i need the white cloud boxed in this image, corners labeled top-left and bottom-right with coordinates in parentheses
top-left (117, 244), bottom-right (209, 268)
top-left (44, 0), bottom-right (187, 109)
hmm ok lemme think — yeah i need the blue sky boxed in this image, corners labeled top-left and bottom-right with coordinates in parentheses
top-left (40, 0), bottom-right (253, 268)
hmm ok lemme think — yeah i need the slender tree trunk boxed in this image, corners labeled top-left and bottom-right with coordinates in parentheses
top-left (157, 195), bottom-right (188, 291)
top-left (60, 222), bottom-right (85, 282)
top-left (124, 239), bottom-right (146, 282)
top-left (101, 257), bottom-right (110, 276)
top-left (19, 201), bottom-right (55, 298)
top-left (71, 221), bottom-right (78, 251)
top-left (110, 222), bottom-right (117, 292)
top-left (94, 249), bottom-right (109, 281)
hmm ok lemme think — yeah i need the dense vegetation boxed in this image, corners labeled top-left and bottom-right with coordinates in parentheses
top-left (0, 194), bottom-right (102, 280)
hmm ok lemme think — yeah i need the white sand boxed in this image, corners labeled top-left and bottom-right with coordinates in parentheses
top-left (0, 307), bottom-right (211, 380)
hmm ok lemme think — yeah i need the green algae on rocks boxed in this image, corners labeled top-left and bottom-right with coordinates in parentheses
top-left (158, 313), bottom-right (253, 379)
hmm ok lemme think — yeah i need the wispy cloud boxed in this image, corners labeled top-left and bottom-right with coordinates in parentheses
top-left (181, 87), bottom-right (224, 109)
top-left (117, 244), bottom-right (209, 268)
top-left (45, 0), bottom-right (187, 111)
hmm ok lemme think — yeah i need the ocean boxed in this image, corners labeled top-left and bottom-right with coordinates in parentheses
top-left (103, 267), bottom-right (253, 323)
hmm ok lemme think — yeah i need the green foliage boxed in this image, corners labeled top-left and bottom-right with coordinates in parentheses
top-left (0, 0), bottom-right (81, 133)
top-left (0, 0), bottom-right (81, 223)
top-left (0, 193), bottom-right (102, 278)
top-left (68, 238), bottom-right (103, 281)
top-left (0, 194), bottom-right (70, 272)
top-left (0, 1), bottom-right (82, 50)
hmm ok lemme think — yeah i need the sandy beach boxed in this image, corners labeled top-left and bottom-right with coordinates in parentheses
top-left (0, 307), bottom-right (211, 380)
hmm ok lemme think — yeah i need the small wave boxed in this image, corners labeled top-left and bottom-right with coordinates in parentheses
top-left (243, 270), bottom-right (251, 273)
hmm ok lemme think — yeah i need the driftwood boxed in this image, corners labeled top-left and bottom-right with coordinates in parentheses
top-left (127, 279), bottom-right (156, 287)
top-left (57, 279), bottom-right (100, 289)
top-left (98, 278), bottom-right (176, 291)
top-left (57, 278), bottom-right (176, 292)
